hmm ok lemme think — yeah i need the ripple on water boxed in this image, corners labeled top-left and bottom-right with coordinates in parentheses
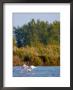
top-left (13, 66), bottom-right (60, 77)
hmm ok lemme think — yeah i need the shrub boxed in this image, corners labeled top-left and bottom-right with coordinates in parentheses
top-left (32, 56), bottom-right (42, 66)
top-left (13, 44), bottom-right (60, 66)
top-left (13, 55), bottom-right (24, 66)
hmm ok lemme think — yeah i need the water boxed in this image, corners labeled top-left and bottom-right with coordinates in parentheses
top-left (13, 66), bottom-right (60, 77)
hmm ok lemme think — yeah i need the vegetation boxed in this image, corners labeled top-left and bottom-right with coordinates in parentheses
top-left (13, 19), bottom-right (60, 66)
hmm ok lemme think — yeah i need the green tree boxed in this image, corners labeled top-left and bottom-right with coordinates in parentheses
top-left (13, 19), bottom-right (60, 47)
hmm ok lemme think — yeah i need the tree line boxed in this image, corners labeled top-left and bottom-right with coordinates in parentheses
top-left (13, 19), bottom-right (60, 66)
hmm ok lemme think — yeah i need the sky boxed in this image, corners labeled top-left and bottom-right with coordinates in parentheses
top-left (13, 13), bottom-right (60, 27)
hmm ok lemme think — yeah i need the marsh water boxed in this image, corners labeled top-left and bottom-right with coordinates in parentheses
top-left (13, 66), bottom-right (60, 77)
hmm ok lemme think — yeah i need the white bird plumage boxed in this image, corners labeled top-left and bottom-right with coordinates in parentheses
top-left (23, 64), bottom-right (36, 72)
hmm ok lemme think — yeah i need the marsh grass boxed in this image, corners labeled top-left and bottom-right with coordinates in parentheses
top-left (13, 44), bottom-right (60, 66)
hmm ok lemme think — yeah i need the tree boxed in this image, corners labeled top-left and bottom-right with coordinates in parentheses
top-left (48, 21), bottom-right (60, 44)
top-left (13, 19), bottom-right (60, 47)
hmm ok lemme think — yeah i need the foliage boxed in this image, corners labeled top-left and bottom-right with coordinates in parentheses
top-left (13, 44), bottom-right (60, 66)
top-left (13, 19), bottom-right (60, 66)
top-left (13, 55), bottom-right (24, 66)
top-left (14, 19), bottom-right (60, 47)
